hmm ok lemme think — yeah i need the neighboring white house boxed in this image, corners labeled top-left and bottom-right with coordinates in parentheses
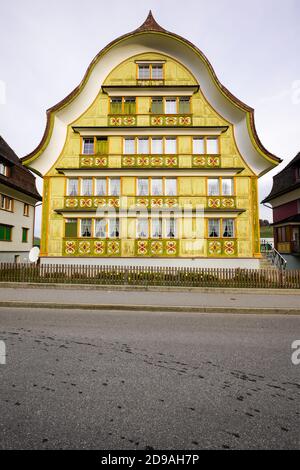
top-left (0, 136), bottom-right (41, 263)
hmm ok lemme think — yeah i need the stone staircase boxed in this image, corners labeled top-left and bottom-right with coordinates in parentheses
top-left (259, 253), bottom-right (278, 270)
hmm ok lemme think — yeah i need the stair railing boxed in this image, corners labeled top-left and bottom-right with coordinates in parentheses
top-left (260, 241), bottom-right (287, 271)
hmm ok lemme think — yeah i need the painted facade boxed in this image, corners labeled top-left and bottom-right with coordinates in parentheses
top-left (0, 136), bottom-right (41, 262)
top-left (22, 12), bottom-right (280, 267)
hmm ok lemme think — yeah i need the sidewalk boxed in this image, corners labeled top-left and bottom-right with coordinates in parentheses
top-left (0, 284), bottom-right (300, 314)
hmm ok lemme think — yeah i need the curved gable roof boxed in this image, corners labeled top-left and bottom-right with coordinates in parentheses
top-left (22, 11), bottom-right (281, 177)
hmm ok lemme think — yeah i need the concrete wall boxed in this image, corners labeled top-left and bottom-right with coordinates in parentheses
top-left (41, 257), bottom-right (261, 269)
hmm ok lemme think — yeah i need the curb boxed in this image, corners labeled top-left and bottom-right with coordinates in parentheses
top-left (0, 301), bottom-right (299, 315)
top-left (0, 282), bottom-right (300, 295)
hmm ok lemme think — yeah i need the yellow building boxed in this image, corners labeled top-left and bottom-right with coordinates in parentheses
top-left (22, 12), bottom-right (280, 268)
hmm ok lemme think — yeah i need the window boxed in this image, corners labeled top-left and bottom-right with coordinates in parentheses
top-left (151, 65), bottom-right (163, 79)
top-left (81, 178), bottom-right (93, 196)
top-left (152, 219), bottom-right (162, 238)
top-left (193, 138), bottom-right (205, 154)
top-left (23, 203), bottom-right (29, 216)
top-left (124, 97), bottom-right (136, 114)
top-left (95, 178), bottom-right (106, 196)
top-left (137, 138), bottom-right (149, 154)
top-left (222, 179), bottom-right (233, 196)
top-left (208, 219), bottom-right (220, 238)
top-left (166, 217), bottom-right (176, 238)
top-left (165, 138), bottom-right (176, 154)
top-left (68, 179), bottom-right (78, 196)
top-left (110, 97), bottom-right (122, 114)
top-left (137, 219), bottom-right (148, 238)
top-left (124, 138), bottom-right (135, 154)
top-left (165, 98), bottom-right (177, 114)
top-left (22, 228), bottom-right (29, 243)
top-left (151, 97), bottom-right (163, 114)
top-left (109, 178), bottom-right (120, 196)
top-left (0, 194), bottom-right (13, 211)
top-left (206, 138), bottom-right (219, 154)
top-left (165, 179), bottom-right (177, 196)
top-left (81, 219), bottom-right (92, 237)
top-left (151, 138), bottom-right (163, 154)
top-left (95, 219), bottom-right (106, 238)
top-left (111, 97), bottom-right (136, 114)
top-left (0, 162), bottom-right (8, 176)
top-left (208, 179), bottom-right (220, 196)
top-left (137, 178), bottom-right (149, 196)
top-left (178, 97), bottom-right (190, 114)
top-left (138, 64), bottom-right (163, 80)
top-left (278, 227), bottom-right (287, 243)
top-left (109, 218), bottom-right (119, 238)
top-left (65, 219), bottom-right (78, 238)
top-left (223, 219), bottom-right (234, 238)
top-left (138, 65), bottom-right (150, 79)
top-left (151, 178), bottom-right (163, 196)
top-left (82, 138), bottom-right (94, 155)
top-left (0, 224), bottom-right (12, 241)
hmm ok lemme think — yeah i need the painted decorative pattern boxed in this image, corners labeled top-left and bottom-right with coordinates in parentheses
top-left (192, 156), bottom-right (220, 167)
top-left (64, 197), bottom-right (120, 210)
top-left (80, 156), bottom-right (108, 168)
top-left (150, 115), bottom-right (192, 126)
top-left (122, 155), bottom-right (178, 168)
top-left (136, 239), bottom-right (178, 257)
top-left (135, 197), bottom-right (179, 209)
top-left (207, 240), bottom-right (237, 257)
top-left (207, 197), bottom-right (236, 209)
top-left (63, 239), bottom-right (179, 257)
top-left (109, 116), bottom-right (136, 126)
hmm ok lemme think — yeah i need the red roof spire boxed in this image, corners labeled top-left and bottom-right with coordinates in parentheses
top-left (135, 10), bottom-right (166, 32)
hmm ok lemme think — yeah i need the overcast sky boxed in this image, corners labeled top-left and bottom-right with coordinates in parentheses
top-left (0, 0), bottom-right (299, 236)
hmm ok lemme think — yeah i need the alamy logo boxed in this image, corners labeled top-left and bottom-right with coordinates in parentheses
top-left (291, 340), bottom-right (300, 365)
top-left (0, 340), bottom-right (6, 365)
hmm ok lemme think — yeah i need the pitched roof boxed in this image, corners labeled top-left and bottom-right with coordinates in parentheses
top-left (0, 136), bottom-right (41, 201)
top-left (262, 152), bottom-right (300, 203)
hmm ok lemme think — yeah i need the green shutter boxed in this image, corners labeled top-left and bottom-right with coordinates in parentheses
top-left (0, 224), bottom-right (12, 241)
top-left (65, 219), bottom-right (78, 238)
top-left (22, 228), bottom-right (28, 243)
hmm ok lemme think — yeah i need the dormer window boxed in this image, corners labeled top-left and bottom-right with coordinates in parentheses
top-left (137, 63), bottom-right (164, 80)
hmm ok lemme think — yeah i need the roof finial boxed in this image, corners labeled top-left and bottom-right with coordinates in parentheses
top-left (135, 10), bottom-right (166, 32)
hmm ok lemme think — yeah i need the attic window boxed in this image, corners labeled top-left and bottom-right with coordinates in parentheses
top-left (138, 64), bottom-right (163, 80)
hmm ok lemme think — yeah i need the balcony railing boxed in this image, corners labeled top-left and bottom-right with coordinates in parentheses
top-left (79, 154), bottom-right (222, 169)
top-left (107, 114), bottom-right (193, 127)
top-left (62, 196), bottom-right (239, 211)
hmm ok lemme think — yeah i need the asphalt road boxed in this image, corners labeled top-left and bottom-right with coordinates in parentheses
top-left (0, 307), bottom-right (299, 450)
